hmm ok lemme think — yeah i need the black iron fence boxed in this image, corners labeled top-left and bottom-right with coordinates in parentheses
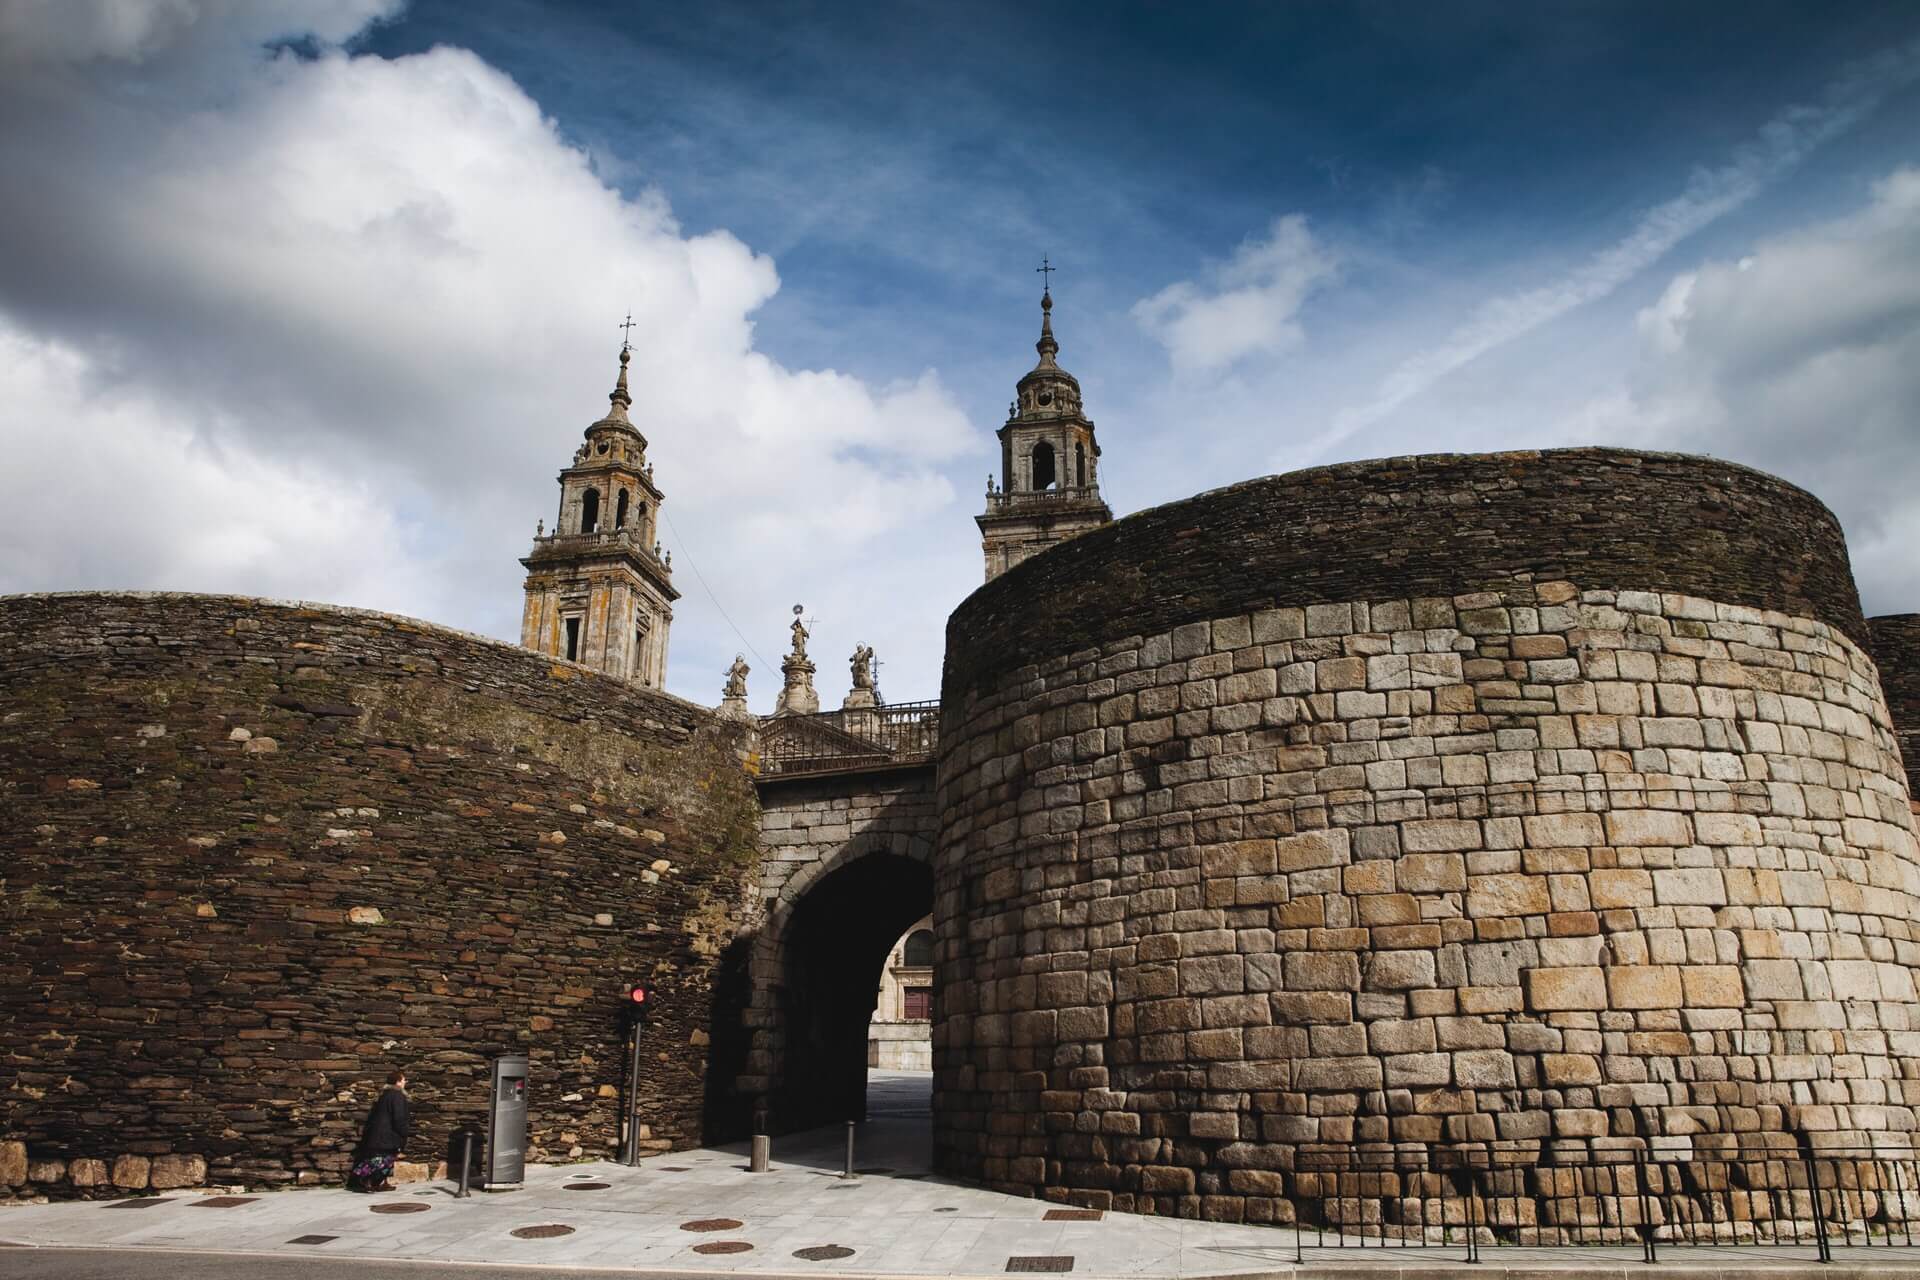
top-left (1293, 1143), bottom-right (1920, 1262)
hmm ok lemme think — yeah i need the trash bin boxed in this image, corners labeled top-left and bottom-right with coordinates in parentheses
top-left (486, 1053), bottom-right (529, 1186)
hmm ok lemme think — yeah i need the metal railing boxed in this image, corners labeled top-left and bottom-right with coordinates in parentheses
top-left (1291, 1143), bottom-right (1920, 1262)
top-left (757, 699), bottom-right (941, 777)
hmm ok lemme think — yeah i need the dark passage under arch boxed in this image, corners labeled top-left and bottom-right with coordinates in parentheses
top-left (772, 851), bottom-right (933, 1132)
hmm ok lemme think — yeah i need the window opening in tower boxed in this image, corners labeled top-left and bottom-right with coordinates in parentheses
top-left (581, 487), bottom-right (600, 534)
top-left (1031, 441), bottom-right (1056, 491)
top-left (615, 489), bottom-right (630, 529)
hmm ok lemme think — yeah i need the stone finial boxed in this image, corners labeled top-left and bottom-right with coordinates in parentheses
top-left (606, 344), bottom-right (633, 421)
top-left (1034, 286), bottom-right (1058, 368)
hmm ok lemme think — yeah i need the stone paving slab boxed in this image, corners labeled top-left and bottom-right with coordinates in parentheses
top-left (9, 1077), bottom-right (1920, 1278)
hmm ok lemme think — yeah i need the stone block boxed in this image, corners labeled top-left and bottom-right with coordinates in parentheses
top-left (1366, 950), bottom-right (1436, 991)
top-left (1606, 966), bottom-right (1683, 1010)
top-left (1589, 868), bottom-right (1652, 910)
top-left (1284, 952), bottom-right (1361, 991)
top-left (1694, 812), bottom-right (1763, 846)
top-left (1296, 1056), bottom-right (1384, 1090)
top-left (1523, 813), bottom-right (1604, 848)
top-left (1653, 868), bottom-right (1726, 906)
top-left (1140, 1165), bottom-right (1196, 1193)
top-left (1369, 1018), bottom-right (1437, 1054)
top-left (1454, 1049), bottom-right (1517, 1089)
top-left (1828, 959), bottom-right (1883, 1002)
top-left (111, 1154), bottom-right (151, 1190)
top-left (1274, 828), bottom-right (1350, 871)
top-left (1742, 958), bottom-right (1804, 1001)
top-left (1603, 809), bottom-right (1692, 847)
top-left (1270, 992), bottom-right (1353, 1024)
top-left (1467, 873), bottom-right (1550, 918)
top-left (1523, 967), bottom-right (1606, 1011)
top-left (1384, 1052), bottom-right (1450, 1087)
top-left (147, 1153), bottom-right (207, 1189)
top-left (1542, 1053), bottom-right (1602, 1086)
top-left (1681, 966), bottom-right (1745, 1008)
top-left (1398, 853), bottom-right (1466, 892)
top-left (68, 1158), bottom-right (107, 1187)
top-left (0, 1140), bottom-right (24, 1187)
top-left (1403, 818), bottom-right (1482, 853)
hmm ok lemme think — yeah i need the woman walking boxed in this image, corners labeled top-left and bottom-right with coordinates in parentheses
top-left (348, 1070), bottom-right (411, 1192)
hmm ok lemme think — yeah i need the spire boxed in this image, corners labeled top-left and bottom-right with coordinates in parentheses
top-left (607, 344), bottom-right (633, 421)
top-left (1033, 257), bottom-right (1059, 369)
top-left (1035, 288), bottom-right (1059, 368)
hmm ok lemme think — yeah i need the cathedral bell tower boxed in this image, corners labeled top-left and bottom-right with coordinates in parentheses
top-left (520, 338), bottom-right (678, 686)
top-left (975, 273), bottom-right (1113, 581)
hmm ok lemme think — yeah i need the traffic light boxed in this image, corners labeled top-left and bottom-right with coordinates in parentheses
top-left (624, 982), bottom-right (653, 1028)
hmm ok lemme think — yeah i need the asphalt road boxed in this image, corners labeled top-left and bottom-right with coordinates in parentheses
top-left (0, 1248), bottom-right (723, 1280)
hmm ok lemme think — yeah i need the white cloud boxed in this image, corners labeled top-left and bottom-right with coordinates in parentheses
top-left (1300, 39), bottom-right (1920, 462)
top-left (1131, 215), bottom-right (1337, 375)
top-left (1564, 168), bottom-right (1920, 616)
top-left (0, 1), bottom-right (980, 708)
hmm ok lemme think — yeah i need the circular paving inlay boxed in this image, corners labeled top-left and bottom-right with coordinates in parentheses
top-left (370, 1202), bottom-right (430, 1215)
top-left (511, 1224), bottom-right (575, 1239)
top-left (794, 1245), bottom-right (856, 1262)
top-left (693, 1241), bottom-right (754, 1255)
top-left (680, 1218), bottom-right (744, 1232)
top-left (561, 1182), bottom-right (610, 1191)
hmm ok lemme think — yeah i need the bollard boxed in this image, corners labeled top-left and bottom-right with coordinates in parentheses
top-left (750, 1134), bottom-right (770, 1173)
top-left (842, 1120), bottom-right (856, 1179)
top-left (457, 1131), bottom-right (474, 1199)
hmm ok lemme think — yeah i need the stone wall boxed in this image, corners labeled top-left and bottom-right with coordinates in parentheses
top-left (933, 448), bottom-right (1920, 1223)
top-left (0, 592), bottom-right (760, 1197)
top-left (1871, 614), bottom-right (1920, 802)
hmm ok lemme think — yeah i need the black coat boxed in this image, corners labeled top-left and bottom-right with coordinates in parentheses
top-left (357, 1086), bottom-right (411, 1156)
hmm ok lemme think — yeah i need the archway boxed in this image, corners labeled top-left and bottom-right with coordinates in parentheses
top-left (772, 850), bottom-right (932, 1131)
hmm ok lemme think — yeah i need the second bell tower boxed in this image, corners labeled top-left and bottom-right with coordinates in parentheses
top-left (520, 340), bottom-right (678, 686)
top-left (975, 276), bottom-right (1113, 581)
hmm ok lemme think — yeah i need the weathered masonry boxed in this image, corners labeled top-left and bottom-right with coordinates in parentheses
top-left (1871, 614), bottom-right (1920, 802)
top-left (0, 593), bottom-right (756, 1193)
top-left (934, 447), bottom-right (1920, 1221)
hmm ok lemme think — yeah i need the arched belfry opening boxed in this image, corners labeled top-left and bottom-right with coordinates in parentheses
top-left (1030, 440), bottom-right (1056, 491)
top-left (580, 486), bottom-right (600, 533)
top-left (771, 850), bottom-right (933, 1131)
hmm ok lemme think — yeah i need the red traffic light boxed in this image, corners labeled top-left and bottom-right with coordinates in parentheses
top-left (628, 984), bottom-right (650, 1005)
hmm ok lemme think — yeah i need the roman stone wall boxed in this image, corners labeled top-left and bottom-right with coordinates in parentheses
top-left (0, 592), bottom-right (760, 1198)
top-left (933, 448), bottom-right (1920, 1224)
top-left (1871, 614), bottom-right (1920, 802)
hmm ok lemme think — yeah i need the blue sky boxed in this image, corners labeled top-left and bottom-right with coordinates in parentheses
top-left (2, 1), bottom-right (1918, 708)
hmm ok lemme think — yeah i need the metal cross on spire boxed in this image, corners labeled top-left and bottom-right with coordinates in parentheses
top-left (1035, 257), bottom-right (1055, 293)
top-left (618, 312), bottom-right (637, 351)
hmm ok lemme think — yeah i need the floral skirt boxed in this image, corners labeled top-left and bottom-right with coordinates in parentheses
top-left (348, 1151), bottom-right (396, 1190)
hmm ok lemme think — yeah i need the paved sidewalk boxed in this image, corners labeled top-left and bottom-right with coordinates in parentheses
top-left (8, 1074), bottom-right (1920, 1278)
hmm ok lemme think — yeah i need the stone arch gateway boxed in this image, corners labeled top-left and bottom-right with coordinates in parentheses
top-left (933, 447), bottom-right (1920, 1220)
top-left (737, 767), bottom-right (938, 1136)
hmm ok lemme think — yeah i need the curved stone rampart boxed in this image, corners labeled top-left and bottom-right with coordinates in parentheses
top-left (0, 592), bottom-right (760, 1195)
top-left (933, 449), bottom-right (1920, 1222)
top-left (942, 448), bottom-right (1867, 699)
top-left (1871, 614), bottom-right (1920, 802)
